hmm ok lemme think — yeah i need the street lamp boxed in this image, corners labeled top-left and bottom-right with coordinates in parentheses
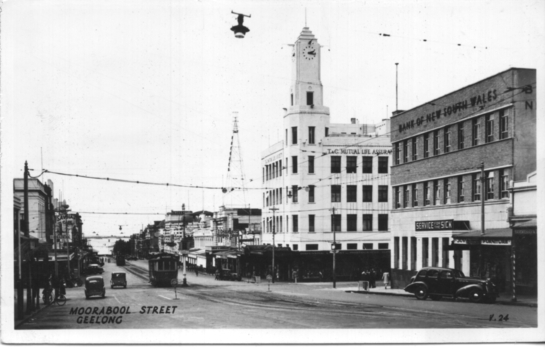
top-left (230, 11), bottom-right (251, 38)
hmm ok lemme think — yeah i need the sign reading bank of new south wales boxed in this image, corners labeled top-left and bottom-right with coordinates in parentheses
top-left (326, 148), bottom-right (392, 155)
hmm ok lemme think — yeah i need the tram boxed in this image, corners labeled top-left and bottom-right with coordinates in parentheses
top-left (116, 255), bottom-right (126, 266)
top-left (148, 252), bottom-right (179, 287)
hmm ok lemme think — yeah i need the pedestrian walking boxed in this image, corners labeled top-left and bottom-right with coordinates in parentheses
top-left (370, 268), bottom-right (377, 288)
top-left (195, 267), bottom-right (199, 277)
top-left (382, 271), bottom-right (390, 289)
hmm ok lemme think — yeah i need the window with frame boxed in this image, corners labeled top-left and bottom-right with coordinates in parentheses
top-left (473, 174), bottom-right (482, 201)
top-left (472, 118), bottom-right (481, 146)
top-left (331, 185), bottom-right (341, 202)
top-left (403, 140), bottom-right (409, 163)
top-left (378, 156), bottom-right (389, 174)
top-left (404, 185), bottom-right (410, 208)
top-left (395, 142), bottom-right (401, 165)
top-left (362, 156), bottom-right (373, 173)
top-left (292, 215), bottom-right (298, 232)
top-left (412, 183), bottom-right (418, 207)
top-left (290, 94), bottom-right (293, 106)
top-left (363, 243), bottom-right (373, 250)
top-left (424, 133), bottom-right (430, 158)
top-left (424, 182), bottom-right (431, 206)
top-left (306, 244), bottom-right (318, 251)
top-left (347, 214), bottom-right (357, 232)
top-left (444, 178), bottom-right (451, 204)
top-left (292, 185), bottom-right (299, 203)
top-left (306, 91), bottom-right (314, 105)
top-left (292, 126), bottom-right (298, 145)
top-left (434, 180), bottom-right (440, 205)
top-left (331, 214), bottom-right (341, 232)
top-left (308, 155), bottom-right (315, 174)
top-left (308, 185), bottom-right (315, 203)
top-left (378, 243), bottom-right (389, 249)
top-left (444, 126), bottom-right (451, 153)
top-left (412, 137), bottom-right (418, 161)
top-left (293, 244), bottom-right (298, 251)
top-left (347, 156), bottom-right (357, 173)
top-left (347, 243), bottom-right (358, 250)
top-left (378, 214), bottom-right (388, 231)
top-left (325, 127), bottom-right (329, 137)
top-left (362, 185), bottom-right (372, 202)
top-left (347, 185), bottom-right (357, 202)
top-left (433, 130), bottom-right (439, 156)
top-left (458, 122), bottom-right (465, 150)
top-left (486, 171), bottom-right (495, 200)
top-left (378, 185), bottom-right (388, 202)
top-left (395, 187), bottom-right (401, 208)
top-left (331, 156), bottom-right (341, 173)
top-left (486, 114), bottom-right (495, 143)
top-left (499, 109), bottom-right (509, 140)
top-left (308, 126), bottom-right (315, 144)
top-left (308, 214), bottom-right (315, 232)
top-left (362, 214), bottom-right (372, 231)
top-left (500, 169), bottom-right (509, 199)
top-left (292, 156), bottom-right (298, 174)
top-left (457, 176), bottom-right (465, 202)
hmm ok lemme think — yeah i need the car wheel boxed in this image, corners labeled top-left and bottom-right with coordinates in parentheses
top-left (430, 295), bottom-right (442, 301)
top-left (469, 289), bottom-right (483, 303)
top-left (415, 285), bottom-right (428, 300)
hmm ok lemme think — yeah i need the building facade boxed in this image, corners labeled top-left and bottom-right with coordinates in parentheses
top-left (389, 68), bottom-right (536, 292)
top-left (260, 27), bottom-right (392, 279)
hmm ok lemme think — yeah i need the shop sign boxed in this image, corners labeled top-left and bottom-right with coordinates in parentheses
top-left (416, 220), bottom-right (453, 231)
top-left (264, 152), bottom-right (283, 164)
top-left (453, 238), bottom-right (480, 245)
top-left (513, 228), bottom-right (536, 235)
top-left (482, 239), bottom-right (511, 246)
top-left (397, 88), bottom-right (500, 134)
top-left (326, 148), bottom-right (392, 155)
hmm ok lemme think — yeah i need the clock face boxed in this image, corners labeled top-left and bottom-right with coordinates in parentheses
top-left (302, 42), bottom-right (317, 60)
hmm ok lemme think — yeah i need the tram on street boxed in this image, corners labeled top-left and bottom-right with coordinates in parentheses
top-left (148, 252), bottom-right (179, 287)
top-left (116, 255), bottom-right (126, 266)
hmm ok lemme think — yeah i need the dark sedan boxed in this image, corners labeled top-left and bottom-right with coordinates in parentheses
top-left (404, 267), bottom-right (497, 303)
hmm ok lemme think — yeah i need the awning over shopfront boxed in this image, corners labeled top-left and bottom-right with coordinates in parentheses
top-left (448, 227), bottom-right (512, 249)
top-left (512, 219), bottom-right (537, 234)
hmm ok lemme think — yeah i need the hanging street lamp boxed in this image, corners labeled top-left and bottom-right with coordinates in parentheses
top-left (230, 11), bottom-right (251, 38)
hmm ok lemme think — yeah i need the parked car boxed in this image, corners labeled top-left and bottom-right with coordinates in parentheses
top-left (85, 276), bottom-right (106, 299)
top-left (110, 272), bottom-right (127, 289)
top-left (404, 267), bottom-right (497, 303)
top-left (86, 264), bottom-right (104, 275)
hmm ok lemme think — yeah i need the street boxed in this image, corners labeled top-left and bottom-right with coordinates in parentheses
top-left (17, 259), bottom-right (537, 329)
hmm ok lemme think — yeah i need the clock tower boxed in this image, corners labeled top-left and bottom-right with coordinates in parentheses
top-left (289, 27), bottom-right (327, 110)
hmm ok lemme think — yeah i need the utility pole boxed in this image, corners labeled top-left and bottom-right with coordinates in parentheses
top-left (24, 161), bottom-right (34, 314)
top-left (331, 207), bottom-right (337, 289)
top-left (395, 63), bottom-right (399, 111)
top-left (270, 207), bottom-right (278, 283)
top-left (480, 162), bottom-right (485, 279)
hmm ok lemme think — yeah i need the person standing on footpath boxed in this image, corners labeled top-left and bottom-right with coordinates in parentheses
top-left (382, 271), bottom-right (390, 289)
top-left (370, 268), bottom-right (377, 288)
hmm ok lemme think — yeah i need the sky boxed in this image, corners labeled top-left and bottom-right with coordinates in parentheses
top-left (2, 0), bottom-right (544, 237)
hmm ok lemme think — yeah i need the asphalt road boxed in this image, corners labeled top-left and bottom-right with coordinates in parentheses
top-left (17, 259), bottom-right (537, 329)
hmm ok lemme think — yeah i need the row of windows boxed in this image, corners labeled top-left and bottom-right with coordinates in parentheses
top-left (286, 125), bottom-right (327, 146)
top-left (290, 91), bottom-right (315, 107)
top-left (393, 169), bottom-right (510, 209)
top-left (331, 156), bottom-right (389, 174)
top-left (264, 184), bottom-right (390, 207)
top-left (264, 214), bottom-right (389, 233)
top-left (394, 108), bottom-right (511, 165)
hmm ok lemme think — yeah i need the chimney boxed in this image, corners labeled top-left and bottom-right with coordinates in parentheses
top-left (350, 118), bottom-right (357, 124)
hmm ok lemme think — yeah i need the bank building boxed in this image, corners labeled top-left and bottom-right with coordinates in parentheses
top-left (389, 68), bottom-right (536, 297)
top-left (260, 27), bottom-right (392, 281)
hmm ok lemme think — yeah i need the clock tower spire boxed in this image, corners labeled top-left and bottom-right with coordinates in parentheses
top-left (290, 27), bottom-right (325, 109)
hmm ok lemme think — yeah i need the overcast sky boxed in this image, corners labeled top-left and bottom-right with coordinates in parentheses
top-left (2, 0), bottom-right (544, 237)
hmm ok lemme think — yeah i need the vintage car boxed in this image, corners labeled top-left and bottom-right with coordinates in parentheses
top-left (86, 264), bottom-right (104, 275)
top-left (85, 276), bottom-right (106, 299)
top-left (110, 272), bottom-right (127, 289)
top-left (404, 267), bottom-right (497, 303)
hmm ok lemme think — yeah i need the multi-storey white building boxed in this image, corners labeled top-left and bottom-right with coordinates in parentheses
top-left (260, 28), bottom-right (392, 276)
